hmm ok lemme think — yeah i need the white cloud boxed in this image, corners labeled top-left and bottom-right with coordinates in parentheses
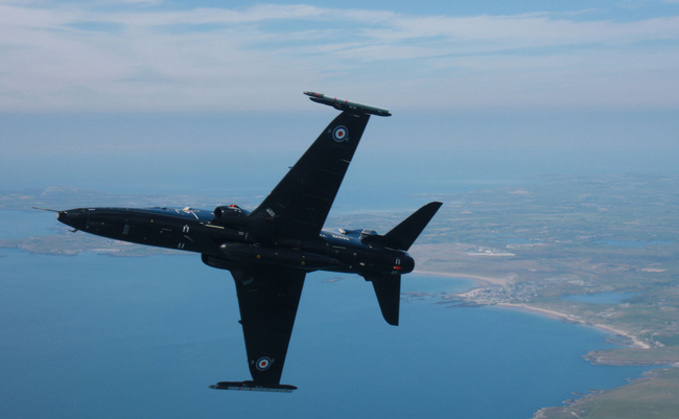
top-left (0, 3), bottom-right (678, 111)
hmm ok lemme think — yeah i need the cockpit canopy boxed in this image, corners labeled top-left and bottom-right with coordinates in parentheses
top-left (338, 228), bottom-right (378, 239)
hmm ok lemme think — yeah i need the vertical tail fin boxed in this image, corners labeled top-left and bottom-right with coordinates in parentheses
top-left (364, 202), bottom-right (442, 326)
top-left (382, 202), bottom-right (442, 251)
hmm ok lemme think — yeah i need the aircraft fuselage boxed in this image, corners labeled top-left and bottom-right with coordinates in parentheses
top-left (57, 206), bottom-right (414, 276)
top-left (50, 93), bottom-right (442, 391)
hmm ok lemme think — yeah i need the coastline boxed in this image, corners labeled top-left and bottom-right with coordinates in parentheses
top-left (497, 303), bottom-right (651, 350)
top-left (414, 269), bottom-right (674, 417)
top-left (414, 269), bottom-right (650, 351)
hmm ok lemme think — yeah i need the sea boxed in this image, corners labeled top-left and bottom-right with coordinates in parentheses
top-left (0, 209), bottom-right (651, 419)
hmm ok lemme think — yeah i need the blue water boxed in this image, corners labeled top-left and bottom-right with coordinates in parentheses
top-left (0, 249), bottom-right (650, 419)
top-left (0, 210), bottom-right (63, 239)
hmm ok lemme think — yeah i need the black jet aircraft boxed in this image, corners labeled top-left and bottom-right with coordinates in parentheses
top-left (50, 92), bottom-right (441, 392)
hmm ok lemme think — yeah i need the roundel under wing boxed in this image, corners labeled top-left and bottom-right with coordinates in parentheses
top-left (255, 357), bottom-right (272, 371)
top-left (332, 125), bottom-right (349, 142)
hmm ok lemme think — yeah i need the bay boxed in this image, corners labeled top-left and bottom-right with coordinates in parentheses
top-left (0, 250), bottom-right (649, 419)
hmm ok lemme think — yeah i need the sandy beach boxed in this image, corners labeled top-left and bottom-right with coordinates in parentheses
top-left (498, 303), bottom-right (651, 350)
top-left (414, 270), bottom-right (650, 350)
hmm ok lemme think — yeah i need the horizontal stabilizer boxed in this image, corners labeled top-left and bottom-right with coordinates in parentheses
top-left (365, 274), bottom-right (401, 326)
top-left (210, 381), bottom-right (297, 393)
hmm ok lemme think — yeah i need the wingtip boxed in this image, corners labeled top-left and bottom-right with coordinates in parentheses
top-left (304, 90), bottom-right (391, 117)
top-left (210, 381), bottom-right (297, 393)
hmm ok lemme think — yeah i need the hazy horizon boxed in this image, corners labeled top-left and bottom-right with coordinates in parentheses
top-left (3, 1), bottom-right (678, 196)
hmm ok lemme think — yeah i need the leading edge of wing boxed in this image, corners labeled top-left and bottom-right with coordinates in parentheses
top-left (228, 265), bottom-right (306, 388)
top-left (248, 111), bottom-right (371, 241)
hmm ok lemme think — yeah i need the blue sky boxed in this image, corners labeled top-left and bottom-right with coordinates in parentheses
top-left (1, 0), bottom-right (679, 189)
top-left (1, 0), bottom-right (679, 112)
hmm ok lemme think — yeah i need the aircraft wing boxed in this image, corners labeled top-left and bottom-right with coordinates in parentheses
top-left (249, 111), bottom-right (371, 241)
top-left (229, 265), bottom-right (306, 388)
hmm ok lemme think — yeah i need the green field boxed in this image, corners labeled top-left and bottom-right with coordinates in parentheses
top-left (535, 368), bottom-right (679, 418)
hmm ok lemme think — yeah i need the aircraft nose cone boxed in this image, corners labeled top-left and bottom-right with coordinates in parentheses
top-left (57, 209), bottom-right (88, 230)
top-left (57, 210), bottom-right (74, 224)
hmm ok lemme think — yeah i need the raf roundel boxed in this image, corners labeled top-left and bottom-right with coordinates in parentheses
top-left (332, 125), bottom-right (349, 142)
top-left (255, 357), bottom-right (272, 371)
